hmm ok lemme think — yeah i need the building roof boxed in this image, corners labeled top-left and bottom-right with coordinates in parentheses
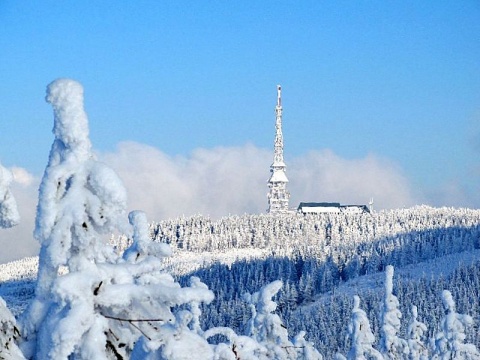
top-left (298, 202), bottom-right (341, 208)
top-left (297, 202), bottom-right (370, 214)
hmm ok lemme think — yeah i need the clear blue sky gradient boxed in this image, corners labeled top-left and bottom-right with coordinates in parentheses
top-left (1, 1), bottom-right (480, 204)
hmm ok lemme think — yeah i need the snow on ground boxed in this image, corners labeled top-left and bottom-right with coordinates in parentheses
top-left (314, 249), bottom-right (480, 302)
top-left (162, 247), bottom-right (273, 275)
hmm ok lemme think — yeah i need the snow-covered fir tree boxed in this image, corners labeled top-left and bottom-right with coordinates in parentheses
top-left (18, 79), bottom-right (215, 359)
top-left (0, 167), bottom-right (23, 358)
top-left (203, 280), bottom-right (322, 360)
top-left (431, 290), bottom-right (480, 359)
top-left (378, 265), bottom-right (408, 359)
top-left (244, 280), bottom-right (302, 359)
top-left (0, 162), bottom-right (20, 228)
top-left (407, 305), bottom-right (428, 360)
top-left (343, 295), bottom-right (383, 360)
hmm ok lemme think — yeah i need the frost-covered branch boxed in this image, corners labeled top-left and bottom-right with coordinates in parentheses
top-left (0, 297), bottom-right (24, 359)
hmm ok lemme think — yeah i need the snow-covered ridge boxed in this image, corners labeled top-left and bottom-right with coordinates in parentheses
top-left (3, 206), bottom-right (480, 286)
top-left (152, 205), bottom-right (480, 254)
top-left (6, 205), bottom-right (480, 284)
top-left (0, 256), bottom-right (38, 282)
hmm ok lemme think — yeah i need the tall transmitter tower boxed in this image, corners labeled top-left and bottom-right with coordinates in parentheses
top-left (267, 85), bottom-right (290, 213)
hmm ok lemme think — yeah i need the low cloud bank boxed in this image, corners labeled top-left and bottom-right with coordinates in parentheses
top-left (100, 142), bottom-right (272, 220)
top-left (102, 142), bottom-right (421, 221)
top-left (1, 142), bottom-right (469, 264)
top-left (288, 150), bottom-right (421, 211)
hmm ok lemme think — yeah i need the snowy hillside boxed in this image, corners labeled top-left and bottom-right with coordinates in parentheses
top-left (2, 206), bottom-right (480, 357)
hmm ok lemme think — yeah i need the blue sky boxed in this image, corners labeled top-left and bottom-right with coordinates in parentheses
top-left (1, 1), bottom-right (480, 216)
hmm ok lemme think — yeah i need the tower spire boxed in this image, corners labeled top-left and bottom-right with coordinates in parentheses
top-left (268, 85), bottom-right (290, 214)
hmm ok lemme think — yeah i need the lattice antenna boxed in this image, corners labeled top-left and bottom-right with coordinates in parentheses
top-left (267, 85), bottom-right (290, 214)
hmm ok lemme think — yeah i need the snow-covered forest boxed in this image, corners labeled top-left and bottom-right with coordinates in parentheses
top-left (150, 207), bottom-right (480, 357)
top-left (1, 79), bottom-right (480, 359)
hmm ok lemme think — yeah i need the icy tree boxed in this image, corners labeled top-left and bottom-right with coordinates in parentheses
top-left (0, 295), bottom-right (24, 359)
top-left (344, 295), bottom-right (383, 360)
top-left (293, 331), bottom-right (323, 360)
top-left (19, 79), bottom-right (215, 359)
top-left (104, 211), bottom-right (214, 359)
top-left (244, 280), bottom-right (297, 359)
top-left (0, 162), bottom-right (20, 228)
top-left (18, 78), bottom-right (127, 357)
top-left (0, 162), bottom-right (22, 358)
top-left (378, 265), bottom-right (408, 359)
top-left (407, 305), bottom-right (428, 360)
top-left (431, 290), bottom-right (480, 359)
top-left (203, 280), bottom-right (322, 360)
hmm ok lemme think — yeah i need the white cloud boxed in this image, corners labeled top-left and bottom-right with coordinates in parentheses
top-left (423, 180), bottom-right (479, 209)
top-left (99, 142), bottom-right (272, 220)
top-left (288, 150), bottom-right (422, 210)
top-left (11, 167), bottom-right (36, 186)
top-left (100, 142), bottom-right (422, 221)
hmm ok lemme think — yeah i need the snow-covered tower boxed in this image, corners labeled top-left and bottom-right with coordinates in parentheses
top-left (267, 85), bottom-right (290, 214)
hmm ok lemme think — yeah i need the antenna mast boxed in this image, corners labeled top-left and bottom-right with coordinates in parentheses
top-left (267, 85), bottom-right (290, 214)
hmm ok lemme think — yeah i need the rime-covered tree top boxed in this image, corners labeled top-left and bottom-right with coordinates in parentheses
top-left (35, 78), bottom-right (128, 251)
top-left (0, 162), bottom-right (20, 228)
top-left (45, 78), bottom-right (91, 160)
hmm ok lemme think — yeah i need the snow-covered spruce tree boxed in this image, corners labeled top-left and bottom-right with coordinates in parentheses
top-left (244, 280), bottom-right (297, 359)
top-left (431, 290), bottom-right (480, 359)
top-left (293, 331), bottom-right (323, 360)
top-left (407, 305), bottom-right (428, 360)
top-left (0, 162), bottom-right (20, 228)
top-left (343, 295), bottom-right (383, 360)
top-left (378, 265), bottom-right (408, 359)
top-left (18, 79), bottom-right (214, 359)
top-left (0, 163), bottom-right (23, 359)
top-left (105, 211), bottom-right (215, 359)
top-left (0, 297), bottom-right (25, 359)
top-left (203, 280), bottom-right (322, 360)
